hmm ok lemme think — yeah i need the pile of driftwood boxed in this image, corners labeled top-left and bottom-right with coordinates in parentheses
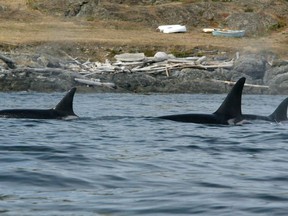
top-left (61, 52), bottom-right (234, 87)
top-left (65, 52), bottom-right (234, 76)
top-left (0, 52), bottom-right (270, 90)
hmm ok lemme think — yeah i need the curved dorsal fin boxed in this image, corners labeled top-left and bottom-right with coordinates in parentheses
top-left (54, 87), bottom-right (77, 115)
top-left (214, 77), bottom-right (245, 118)
top-left (269, 97), bottom-right (288, 122)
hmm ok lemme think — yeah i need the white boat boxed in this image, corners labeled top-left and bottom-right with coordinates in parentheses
top-left (157, 25), bottom-right (187, 34)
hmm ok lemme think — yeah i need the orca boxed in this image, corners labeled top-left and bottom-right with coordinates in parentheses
top-left (243, 97), bottom-right (288, 123)
top-left (158, 77), bottom-right (246, 125)
top-left (0, 87), bottom-right (78, 120)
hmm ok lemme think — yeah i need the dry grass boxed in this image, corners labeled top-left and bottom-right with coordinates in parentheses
top-left (1, 0), bottom-right (25, 7)
top-left (0, 0), bottom-right (287, 59)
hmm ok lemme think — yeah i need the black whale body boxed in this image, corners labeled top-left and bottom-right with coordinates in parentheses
top-left (242, 97), bottom-right (288, 123)
top-left (158, 77), bottom-right (288, 125)
top-left (158, 77), bottom-right (246, 125)
top-left (0, 88), bottom-right (78, 119)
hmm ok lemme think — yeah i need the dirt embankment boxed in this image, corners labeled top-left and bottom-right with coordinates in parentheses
top-left (0, 0), bottom-right (287, 61)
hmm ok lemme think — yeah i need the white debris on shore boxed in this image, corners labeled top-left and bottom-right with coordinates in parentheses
top-left (66, 52), bottom-right (234, 75)
top-left (60, 51), bottom-right (235, 88)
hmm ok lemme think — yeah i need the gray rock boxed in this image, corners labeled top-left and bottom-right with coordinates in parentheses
top-left (225, 12), bottom-right (278, 36)
top-left (154, 52), bottom-right (169, 61)
top-left (179, 68), bottom-right (211, 80)
top-left (233, 54), bottom-right (266, 80)
top-left (269, 72), bottom-right (288, 94)
top-left (264, 65), bottom-right (288, 85)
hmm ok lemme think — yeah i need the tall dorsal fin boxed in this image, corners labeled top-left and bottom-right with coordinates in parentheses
top-left (269, 97), bottom-right (288, 122)
top-left (213, 77), bottom-right (245, 118)
top-left (54, 87), bottom-right (77, 115)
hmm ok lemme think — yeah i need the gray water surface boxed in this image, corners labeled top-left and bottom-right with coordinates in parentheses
top-left (0, 92), bottom-right (288, 215)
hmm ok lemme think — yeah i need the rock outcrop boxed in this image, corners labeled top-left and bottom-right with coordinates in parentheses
top-left (27, 0), bottom-right (288, 36)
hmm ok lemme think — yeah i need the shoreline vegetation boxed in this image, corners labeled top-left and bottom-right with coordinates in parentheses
top-left (0, 0), bottom-right (287, 94)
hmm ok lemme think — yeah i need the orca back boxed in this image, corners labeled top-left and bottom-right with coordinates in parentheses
top-left (158, 77), bottom-right (246, 125)
top-left (0, 87), bottom-right (78, 119)
top-left (269, 97), bottom-right (288, 122)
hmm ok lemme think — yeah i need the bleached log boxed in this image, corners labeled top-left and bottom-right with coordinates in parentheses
top-left (196, 64), bottom-right (233, 69)
top-left (167, 59), bottom-right (196, 64)
top-left (75, 78), bottom-right (116, 89)
top-left (61, 51), bottom-right (82, 65)
top-left (165, 67), bottom-right (170, 77)
top-left (183, 61), bottom-right (233, 69)
top-left (113, 61), bottom-right (145, 67)
top-left (131, 66), bottom-right (166, 72)
top-left (114, 53), bottom-right (146, 62)
top-left (0, 53), bottom-right (17, 69)
top-left (195, 56), bottom-right (207, 65)
top-left (211, 79), bottom-right (269, 89)
top-left (168, 61), bottom-right (233, 70)
top-left (185, 57), bottom-right (201, 61)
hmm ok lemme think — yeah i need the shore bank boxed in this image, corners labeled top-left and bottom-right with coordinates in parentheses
top-left (1, 49), bottom-right (288, 94)
top-left (0, 1), bottom-right (287, 94)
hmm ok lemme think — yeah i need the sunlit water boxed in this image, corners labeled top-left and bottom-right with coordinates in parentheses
top-left (0, 92), bottom-right (288, 215)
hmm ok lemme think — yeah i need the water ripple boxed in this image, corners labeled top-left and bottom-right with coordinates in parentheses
top-left (1, 93), bottom-right (288, 215)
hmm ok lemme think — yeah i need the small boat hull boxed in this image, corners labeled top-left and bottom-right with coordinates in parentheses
top-left (158, 25), bottom-right (187, 34)
top-left (212, 29), bottom-right (245, 38)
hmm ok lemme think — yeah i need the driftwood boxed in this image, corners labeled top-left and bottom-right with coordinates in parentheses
top-left (0, 52), bottom-right (240, 91)
top-left (74, 78), bottom-right (116, 89)
top-left (113, 55), bottom-right (233, 75)
top-left (62, 52), bottom-right (235, 77)
top-left (129, 60), bottom-right (233, 74)
top-left (0, 53), bottom-right (17, 69)
top-left (195, 56), bottom-right (207, 65)
top-left (61, 51), bottom-right (82, 65)
top-left (114, 53), bottom-right (146, 62)
top-left (211, 79), bottom-right (269, 89)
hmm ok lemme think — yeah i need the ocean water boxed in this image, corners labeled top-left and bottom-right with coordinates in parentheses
top-left (0, 91), bottom-right (288, 216)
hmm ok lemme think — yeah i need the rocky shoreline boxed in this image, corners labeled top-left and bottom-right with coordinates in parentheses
top-left (0, 50), bottom-right (288, 94)
top-left (1, 0), bottom-right (287, 95)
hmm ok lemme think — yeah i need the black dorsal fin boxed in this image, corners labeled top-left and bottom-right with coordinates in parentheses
top-left (269, 97), bottom-right (288, 122)
top-left (213, 77), bottom-right (246, 118)
top-left (54, 87), bottom-right (77, 115)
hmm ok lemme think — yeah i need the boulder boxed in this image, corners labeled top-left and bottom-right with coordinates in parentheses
top-left (264, 65), bottom-right (288, 85)
top-left (269, 72), bottom-right (288, 94)
top-left (233, 54), bottom-right (266, 80)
